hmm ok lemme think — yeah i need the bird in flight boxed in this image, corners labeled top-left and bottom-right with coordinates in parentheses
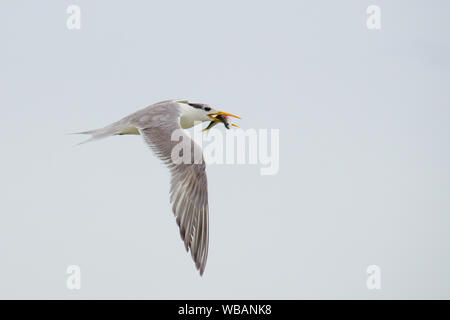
top-left (75, 100), bottom-right (240, 275)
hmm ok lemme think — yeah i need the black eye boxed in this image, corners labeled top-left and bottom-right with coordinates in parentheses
top-left (204, 107), bottom-right (211, 111)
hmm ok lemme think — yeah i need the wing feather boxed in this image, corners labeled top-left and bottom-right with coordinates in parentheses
top-left (135, 102), bottom-right (209, 275)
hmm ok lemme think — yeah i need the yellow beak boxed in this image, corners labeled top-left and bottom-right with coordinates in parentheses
top-left (207, 111), bottom-right (241, 121)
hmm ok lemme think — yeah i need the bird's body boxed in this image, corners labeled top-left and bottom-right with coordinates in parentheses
top-left (76, 100), bottom-right (240, 275)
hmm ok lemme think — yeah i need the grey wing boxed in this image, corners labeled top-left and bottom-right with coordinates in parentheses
top-left (136, 105), bottom-right (209, 275)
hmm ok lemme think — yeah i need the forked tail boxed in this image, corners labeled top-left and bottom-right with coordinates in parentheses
top-left (72, 124), bottom-right (119, 145)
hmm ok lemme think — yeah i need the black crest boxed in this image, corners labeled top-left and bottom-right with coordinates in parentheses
top-left (188, 103), bottom-right (211, 112)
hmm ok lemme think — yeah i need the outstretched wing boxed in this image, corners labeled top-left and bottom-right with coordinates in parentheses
top-left (136, 103), bottom-right (209, 275)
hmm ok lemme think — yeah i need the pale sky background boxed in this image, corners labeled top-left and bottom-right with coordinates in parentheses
top-left (0, 1), bottom-right (449, 299)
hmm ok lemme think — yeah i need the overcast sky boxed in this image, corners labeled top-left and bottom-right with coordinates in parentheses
top-left (0, 1), bottom-right (449, 299)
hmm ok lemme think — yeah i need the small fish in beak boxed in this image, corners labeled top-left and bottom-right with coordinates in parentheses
top-left (204, 111), bottom-right (240, 132)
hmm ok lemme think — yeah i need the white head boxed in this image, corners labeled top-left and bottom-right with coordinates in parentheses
top-left (177, 101), bottom-right (240, 129)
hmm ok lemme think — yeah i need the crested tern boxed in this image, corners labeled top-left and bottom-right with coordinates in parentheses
top-left (75, 100), bottom-right (240, 275)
